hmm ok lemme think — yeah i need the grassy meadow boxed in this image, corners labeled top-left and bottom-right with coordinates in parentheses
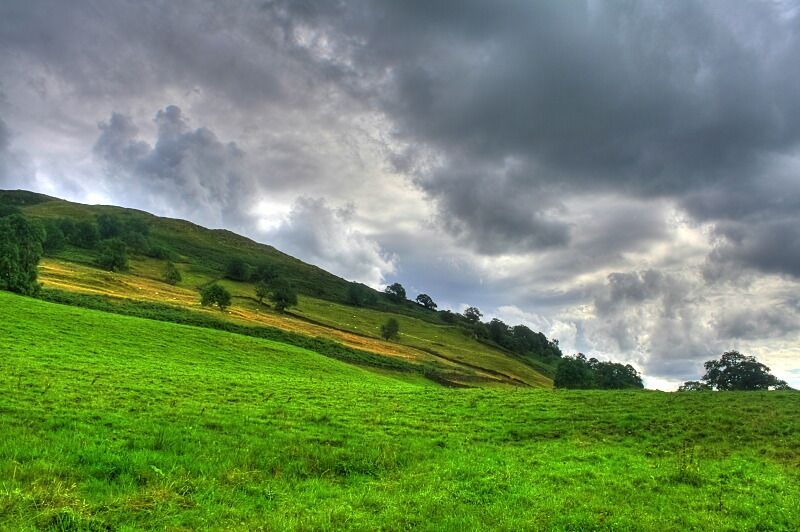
top-left (2, 291), bottom-right (800, 531)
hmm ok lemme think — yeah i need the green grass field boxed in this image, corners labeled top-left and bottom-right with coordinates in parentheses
top-left (2, 291), bottom-right (800, 531)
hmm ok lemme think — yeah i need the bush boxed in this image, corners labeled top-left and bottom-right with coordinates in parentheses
top-left (163, 262), bottom-right (182, 285)
top-left (200, 283), bottom-right (232, 310)
top-left (380, 318), bottom-right (400, 341)
top-left (96, 238), bottom-right (129, 271)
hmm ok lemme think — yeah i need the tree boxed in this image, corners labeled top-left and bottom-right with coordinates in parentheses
top-left (415, 293), bottom-right (437, 310)
top-left (699, 351), bottom-right (786, 391)
top-left (254, 280), bottom-right (270, 304)
top-left (163, 262), bottom-right (182, 285)
top-left (0, 214), bottom-right (44, 295)
top-left (677, 381), bottom-right (712, 392)
top-left (41, 219), bottom-right (67, 254)
top-left (384, 282), bottom-right (406, 303)
top-left (464, 306), bottom-right (483, 324)
top-left (554, 353), bottom-right (644, 390)
top-left (96, 213), bottom-right (124, 239)
top-left (269, 278), bottom-right (298, 312)
top-left (225, 257), bottom-right (252, 282)
top-left (71, 220), bottom-right (100, 249)
top-left (200, 283), bottom-right (232, 310)
top-left (554, 354), bottom-right (594, 389)
top-left (380, 318), bottom-right (400, 341)
top-left (96, 238), bottom-right (129, 271)
top-left (347, 282), bottom-right (376, 307)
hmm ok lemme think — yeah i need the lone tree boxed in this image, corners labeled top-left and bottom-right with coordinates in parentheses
top-left (200, 283), bottom-right (232, 310)
top-left (384, 282), bottom-right (406, 304)
top-left (0, 213), bottom-right (44, 295)
top-left (415, 293), bottom-right (437, 310)
top-left (380, 318), bottom-right (400, 341)
top-left (693, 351), bottom-right (788, 391)
top-left (269, 278), bottom-right (298, 312)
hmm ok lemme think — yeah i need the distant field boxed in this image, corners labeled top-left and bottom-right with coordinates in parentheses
top-left (2, 291), bottom-right (799, 530)
top-left (37, 256), bottom-right (550, 387)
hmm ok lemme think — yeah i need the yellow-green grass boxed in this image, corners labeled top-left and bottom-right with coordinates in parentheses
top-left (38, 257), bottom-right (551, 387)
top-left (2, 291), bottom-right (800, 530)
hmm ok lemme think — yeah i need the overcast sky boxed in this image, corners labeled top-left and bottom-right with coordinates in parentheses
top-left (3, 0), bottom-right (800, 389)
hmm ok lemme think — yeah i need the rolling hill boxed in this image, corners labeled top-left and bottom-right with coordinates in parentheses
top-left (2, 189), bottom-right (557, 388)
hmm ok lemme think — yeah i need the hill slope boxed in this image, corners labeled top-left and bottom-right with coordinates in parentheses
top-left (5, 189), bottom-right (557, 387)
top-left (2, 291), bottom-right (799, 530)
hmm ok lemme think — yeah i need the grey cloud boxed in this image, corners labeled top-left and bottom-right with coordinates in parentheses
top-left (94, 106), bottom-right (253, 228)
top-left (591, 268), bottom-right (719, 380)
top-left (0, 1), bottom-right (284, 105)
top-left (713, 303), bottom-right (800, 340)
top-left (419, 160), bottom-right (570, 254)
top-left (263, 196), bottom-right (396, 287)
top-left (0, 117), bottom-right (35, 190)
top-left (278, 1), bottom-right (800, 255)
top-left (704, 218), bottom-right (800, 280)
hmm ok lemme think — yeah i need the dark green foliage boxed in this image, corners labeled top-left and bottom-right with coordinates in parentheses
top-left (201, 283), bottom-right (232, 310)
top-left (255, 262), bottom-right (282, 283)
top-left (96, 213), bottom-right (125, 239)
top-left (225, 257), bottom-right (252, 282)
top-left (438, 310), bottom-right (458, 324)
top-left (270, 278), bottom-right (298, 312)
top-left (96, 238), bottom-right (129, 271)
top-left (0, 214), bottom-right (44, 295)
top-left (381, 317), bottom-right (400, 340)
top-left (464, 306), bottom-right (483, 324)
top-left (147, 244), bottom-right (171, 260)
top-left (554, 354), bottom-right (594, 389)
top-left (72, 220), bottom-right (100, 249)
top-left (678, 381), bottom-right (712, 392)
top-left (254, 280), bottom-right (270, 304)
top-left (555, 353), bottom-right (644, 390)
top-left (415, 293), bottom-right (437, 310)
top-left (384, 282), bottom-right (406, 303)
top-left (699, 351), bottom-right (787, 391)
top-left (347, 282), bottom-right (376, 307)
top-left (163, 262), bottom-right (182, 285)
top-left (488, 318), bottom-right (512, 348)
top-left (41, 219), bottom-right (67, 254)
top-left (0, 204), bottom-right (22, 218)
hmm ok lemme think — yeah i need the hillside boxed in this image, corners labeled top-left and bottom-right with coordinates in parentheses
top-left (2, 291), bottom-right (799, 530)
top-left (3, 189), bottom-right (557, 387)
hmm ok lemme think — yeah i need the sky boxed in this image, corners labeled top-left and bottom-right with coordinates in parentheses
top-left (2, 0), bottom-right (800, 389)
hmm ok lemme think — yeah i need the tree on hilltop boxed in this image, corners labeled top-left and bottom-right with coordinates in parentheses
top-left (683, 351), bottom-right (790, 391)
top-left (384, 282), bottom-right (406, 304)
top-left (464, 306), bottom-right (483, 324)
top-left (415, 293), bottom-right (437, 310)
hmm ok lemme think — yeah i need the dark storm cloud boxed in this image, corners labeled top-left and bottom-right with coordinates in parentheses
top-left (276, 0), bottom-right (800, 256)
top-left (94, 106), bottom-right (253, 228)
top-left (0, 1), bottom-right (284, 104)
